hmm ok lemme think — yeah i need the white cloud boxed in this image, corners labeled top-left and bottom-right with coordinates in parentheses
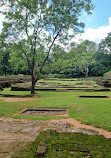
top-left (109, 17), bottom-right (111, 26)
top-left (68, 28), bottom-right (74, 36)
top-left (0, 5), bottom-right (8, 33)
top-left (0, 13), bottom-right (5, 32)
top-left (75, 17), bottom-right (111, 43)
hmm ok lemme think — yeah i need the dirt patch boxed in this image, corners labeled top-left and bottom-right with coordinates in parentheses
top-left (108, 96), bottom-right (111, 99)
top-left (0, 94), bottom-right (33, 98)
top-left (51, 118), bottom-right (111, 139)
top-left (4, 98), bottom-right (36, 102)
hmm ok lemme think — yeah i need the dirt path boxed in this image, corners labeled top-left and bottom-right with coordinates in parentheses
top-left (4, 98), bottom-right (36, 102)
top-left (51, 118), bottom-right (111, 138)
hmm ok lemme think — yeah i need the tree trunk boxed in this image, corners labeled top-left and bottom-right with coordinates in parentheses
top-left (4, 69), bottom-right (7, 76)
top-left (31, 82), bottom-right (35, 94)
top-left (85, 73), bottom-right (88, 81)
top-left (31, 70), bottom-right (36, 94)
top-left (85, 67), bottom-right (89, 81)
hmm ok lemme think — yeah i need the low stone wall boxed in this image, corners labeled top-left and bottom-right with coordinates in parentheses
top-left (104, 73), bottom-right (111, 79)
top-left (96, 77), bottom-right (111, 88)
top-left (0, 75), bottom-right (31, 88)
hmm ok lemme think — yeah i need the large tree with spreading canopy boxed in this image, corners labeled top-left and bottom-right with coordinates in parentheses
top-left (0, 0), bottom-right (94, 94)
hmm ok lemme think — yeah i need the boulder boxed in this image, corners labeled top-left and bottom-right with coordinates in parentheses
top-left (104, 73), bottom-right (111, 79)
top-left (11, 86), bottom-right (31, 91)
top-left (0, 82), bottom-right (11, 88)
top-left (35, 142), bottom-right (47, 157)
top-left (11, 82), bottom-right (31, 91)
top-left (0, 75), bottom-right (31, 88)
top-left (0, 86), bottom-right (3, 91)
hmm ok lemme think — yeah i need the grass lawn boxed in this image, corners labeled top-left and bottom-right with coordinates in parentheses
top-left (0, 78), bottom-right (111, 131)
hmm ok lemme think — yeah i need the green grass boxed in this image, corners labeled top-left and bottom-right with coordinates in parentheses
top-left (0, 88), bottom-right (30, 95)
top-left (10, 130), bottom-right (111, 158)
top-left (0, 78), bottom-right (111, 131)
top-left (104, 71), bottom-right (111, 74)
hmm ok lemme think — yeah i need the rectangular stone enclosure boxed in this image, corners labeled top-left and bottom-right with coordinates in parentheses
top-left (21, 108), bottom-right (69, 116)
top-left (79, 95), bottom-right (109, 98)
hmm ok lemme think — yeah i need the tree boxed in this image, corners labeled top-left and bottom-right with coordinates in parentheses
top-left (51, 45), bottom-right (68, 74)
top-left (70, 40), bottom-right (97, 79)
top-left (51, 45), bottom-right (79, 77)
top-left (78, 40), bottom-right (97, 79)
top-left (99, 32), bottom-right (111, 54)
top-left (92, 32), bottom-right (111, 76)
top-left (0, 34), bottom-right (12, 75)
top-left (0, 0), bottom-right (94, 94)
top-left (9, 50), bottom-right (28, 75)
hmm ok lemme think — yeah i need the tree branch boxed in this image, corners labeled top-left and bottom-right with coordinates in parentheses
top-left (19, 43), bottom-right (31, 70)
top-left (39, 28), bottom-right (62, 73)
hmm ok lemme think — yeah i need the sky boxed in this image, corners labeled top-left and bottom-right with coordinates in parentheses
top-left (0, 0), bottom-right (111, 44)
top-left (76, 0), bottom-right (111, 43)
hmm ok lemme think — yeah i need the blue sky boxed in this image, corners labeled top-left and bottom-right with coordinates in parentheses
top-left (80, 0), bottom-right (111, 29)
top-left (73, 0), bottom-right (111, 43)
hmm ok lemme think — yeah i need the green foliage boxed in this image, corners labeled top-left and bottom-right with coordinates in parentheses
top-left (71, 40), bottom-right (97, 78)
top-left (0, 34), bottom-right (12, 75)
top-left (99, 32), bottom-right (111, 54)
top-left (51, 40), bottom-right (97, 78)
top-left (51, 45), bottom-right (69, 73)
top-left (50, 33), bottom-right (111, 78)
top-left (93, 32), bottom-right (111, 76)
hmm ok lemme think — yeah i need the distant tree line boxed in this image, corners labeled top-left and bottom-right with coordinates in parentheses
top-left (39, 33), bottom-right (111, 78)
top-left (0, 32), bottom-right (111, 78)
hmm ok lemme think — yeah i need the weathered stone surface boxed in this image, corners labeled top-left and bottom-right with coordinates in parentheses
top-left (0, 118), bottom-right (100, 157)
top-left (0, 82), bottom-right (11, 88)
top-left (43, 121), bottom-right (71, 132)
top-left (56, 89), bottom-right (67, 92)
top-left (69, 128), bottom-right (99, 135)
top-left (0, 119), bottom-right (44, 142)
top-left (0, 86), bottom-right (3, 91)
top-left (75, 82), bottom-right (84, 85)
top-left (21, 108), bottom-right (69, 116)
top-left (11, 86), bottom-right (31, 91)
top-left (11, 82), bottom-right (31, 91)
top-left (0, 75), bottom-right (31, 88)
top-left (96, 77), bottom-right (111, 88)
top-left (104, 73), bottom-right (111, 79)
top-left (35, 142), bottom-right (47, 157)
